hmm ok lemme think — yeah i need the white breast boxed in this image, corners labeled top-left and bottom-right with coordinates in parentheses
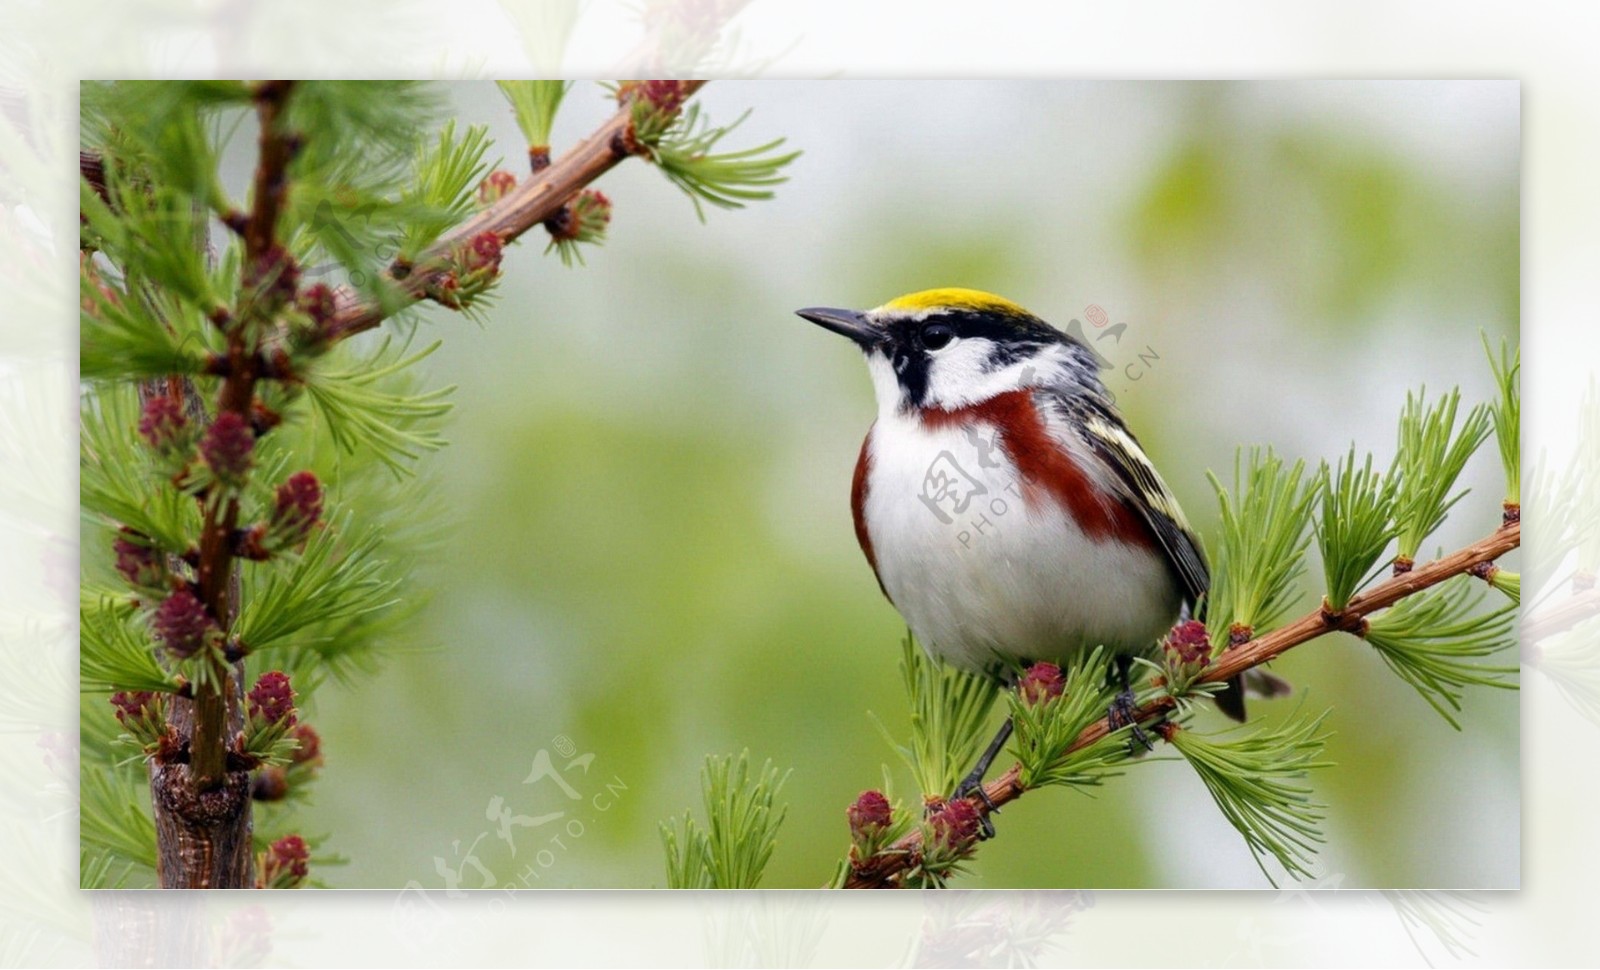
top-left (860, 408), bottom-right (1181, 675)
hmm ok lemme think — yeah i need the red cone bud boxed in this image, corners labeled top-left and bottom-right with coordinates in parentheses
top-left (200, 411), bottom-right (255, 487)
top-left (1017, 661), bottom-right (1065, 706)
top-left (425, 271), bottom-right (462, 308)
top-left (577, 189), bottom-right (612, 218)
top-left (290, 723), bottom-right (323, 767)
top-left (247, 244), bottom-right (300, 303)
top-left (113, 530), bottom-right (166, 590)
top-left (1163, 620), bottom-right (1212, 667)
top-left (138, 395), bottom-right (190, 456)
top-left (297, 283), bottom-right (337, 328)
top-left (252, 766), bottom-right (290, 802)
top-left (549, 190), bottom-right (612, 244)
top-left (617, 80), bottom-right (693, 153)
top-left (248, 671), bottom-right (297, 728)
top-left (110, 690), bottom-right (171, 752)
top-left (110, 690), bottom-right (158, 724)
top-left (464, 231), bottom-right (503, 274)
top-left (261, 834), bottom-right (309, 888)
top-left (928, 798), bottom-right (982, 853)
top-left (478, 169), bottom-right (517, 205)
top-left (636, 79), bottom-right (689, 115)
top-left (433, 233), bottom-right (504, 308)
top-left (269, 471), bottom-right (323, 548)
top-left (151, 589), bottom-right (217, 659)
top-left (847, 790), bottom-right (891, 841)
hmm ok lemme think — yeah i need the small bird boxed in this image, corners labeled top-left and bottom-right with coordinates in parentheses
top-left (798, 288), bottom-right (1247, 804)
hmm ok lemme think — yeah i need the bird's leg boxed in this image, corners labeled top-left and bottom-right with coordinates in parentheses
top-left (1107, 654), bottom-right (1153, 753)
top-left (951, 717), bottom-right (1013, 840)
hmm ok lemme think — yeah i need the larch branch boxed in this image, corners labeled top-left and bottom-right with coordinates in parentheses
top-left (844, 520), bottom-right (1521, 888)
top-left (321, 79), bottom-right (708, 343)
top-left (190, 79), bottom-right (296, 791)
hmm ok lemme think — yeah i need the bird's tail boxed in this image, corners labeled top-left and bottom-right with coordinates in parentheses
top-left (1212, 668), bottom-right (1294, 722)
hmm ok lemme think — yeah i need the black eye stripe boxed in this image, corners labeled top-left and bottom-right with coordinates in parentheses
top-left (879, 306), bottom-right (1076, 411)
top-left (983, 340), bottom-right (1044, 370)
top-left (889, 309), bottom-right (1067, 347)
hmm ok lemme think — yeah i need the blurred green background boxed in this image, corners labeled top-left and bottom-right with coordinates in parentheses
top-left (291, 81), bottom-right (1518, 889)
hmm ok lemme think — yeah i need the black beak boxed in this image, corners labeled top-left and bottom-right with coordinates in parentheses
top-left (796, 306), bottom-right (879, 349)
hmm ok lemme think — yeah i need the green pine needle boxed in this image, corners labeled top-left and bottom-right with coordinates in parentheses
top-left (79, 269), bottom-right (216, 380)
top-left (80, 385), bottom-right (205, 553)
top-left (541, 190), bottom-right (612, 268)
top-left (660, 817), bottom-right (709, 889)
top-left (1316, 448), bottom-right (1400, 611)
top-left (1521, 453), bottom-right (1587, 597)
top-left (231, 517), bottom-right (402, 655)
top-left (660, 752), bottom-right (790, 889)
top-left (1361, 576), bottom-right (1518, 729)
top-left (652, 105), bottom-right (800, 222)
top-left (1483, 334), bottom-right (1520, 507)
top-left (93, 180), bottom-right (222, 312)
top-left (1168, 709), bottom-right (1333, 885)
top-left (871, 634), bottom-right (1001, 798)
top-left (398, 120), bottom-right (495, 261)
top-left (285, 80), bottom-right (445, 193)
top-left (1204, 448), bottom-right (1317, 650)
top-left (1006, 647), bottom-right (1131, 790)
top-left (80, 599), bottom-right (182, 694)
top-left (496, 81), bottom-right (571, 150)
top-left (79, 765), bottom-right (159, 883)
top-left (271, 82), bottom-right (463, 304)
top-left (1385, 890), bottom-right (1487, 963)
top-left (302, 339), bottom-right (454, 477)
top-left (1488, 568), bottom-right (1520, 604)
top-left (1391, 387), bottom-right (1492, 563)
top-left (1536, 616), bottom-right (1600, 726)
top-left (497, 2), bottom-right (582, 74)
top-left (81, 848), bottom-right (142, 890)
top-left (80, 80), bottom-right (234, 208)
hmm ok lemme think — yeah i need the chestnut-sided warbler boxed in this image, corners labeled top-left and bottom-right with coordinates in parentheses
top-left (799, 289), bottom-right (1247, 803)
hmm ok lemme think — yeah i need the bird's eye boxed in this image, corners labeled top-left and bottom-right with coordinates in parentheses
top-left (921, 323), bottom-right (956, 351)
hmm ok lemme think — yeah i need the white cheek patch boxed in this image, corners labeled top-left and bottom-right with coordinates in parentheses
top-left (925, 341), bottom-right (1069, 409)
top-left (863, 337), bottom-right (1082, 414)
top-left (865, 351), bottom-right (906, 416)
top-left (923, 339), bottom-right (997, 408)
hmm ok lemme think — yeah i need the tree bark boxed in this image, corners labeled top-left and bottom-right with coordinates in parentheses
top-left (150, 762), bottom-right (252, 888)
top-left (150, 657), bottom-right (252, 888)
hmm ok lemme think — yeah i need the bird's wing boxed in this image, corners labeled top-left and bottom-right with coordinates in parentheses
top-left (1039, 391), bottom-right (1245, 719)
top-left (1040, 392), bottom-right (1210, 605)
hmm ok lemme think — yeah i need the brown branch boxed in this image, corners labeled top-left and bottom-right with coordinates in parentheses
top-left (81, 150), bottom-right (109, 204)
top-left (844, 520), bottom-right (1522, 888)
top-left (148, 80), bottom-right (300, 889)
top-left (240, 80), bottom-right (295, 271)
top-left (191, 79), bottom-right (296, 789)
top-left (148, 699), bottom-right (251, 888)
top-left (320, 79), bottom-right (707, 343)
top-left (1525, 587), bottom-right (1600, 646)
